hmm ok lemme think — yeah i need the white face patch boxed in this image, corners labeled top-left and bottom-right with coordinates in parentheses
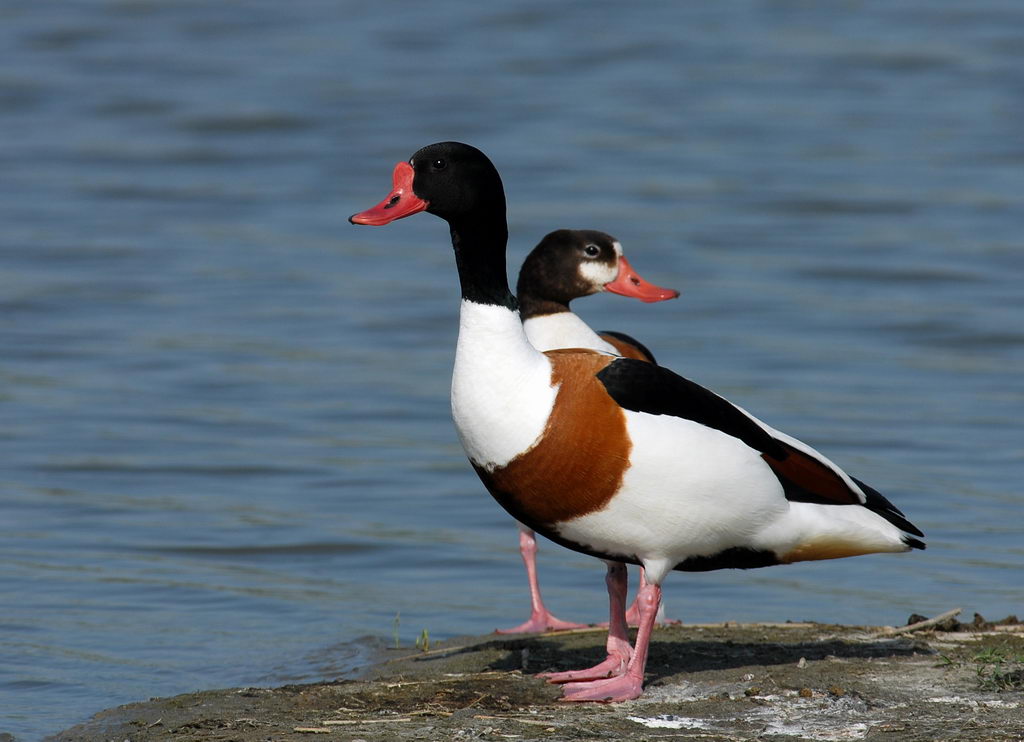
top-left (577, 252), bottom-right (619, 292)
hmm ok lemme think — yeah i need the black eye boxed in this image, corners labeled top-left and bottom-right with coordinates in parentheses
top-left (583, 244), bottom-right (600, 258)
top-left (431, 158), bottom-right (447, 171)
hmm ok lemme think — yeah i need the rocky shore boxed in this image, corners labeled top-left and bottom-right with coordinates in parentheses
top-left (49, 613), bottom-right (1024, 742)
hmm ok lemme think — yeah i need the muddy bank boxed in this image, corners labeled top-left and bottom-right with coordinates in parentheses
top-left (50, 615), bottom-right (1024, 742)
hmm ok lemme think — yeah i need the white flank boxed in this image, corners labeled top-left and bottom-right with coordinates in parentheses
top-left (451, 300), bottom-right (556, 469)
top-left (554, 409), bottom-right (787, 583)
top-left (523, 312), bottom-right (618, 354)
top-left (553, 409), bottom-right (911, 583)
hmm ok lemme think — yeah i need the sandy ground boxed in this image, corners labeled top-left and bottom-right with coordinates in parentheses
top-left (49, 614), bottom-right (1024, 742)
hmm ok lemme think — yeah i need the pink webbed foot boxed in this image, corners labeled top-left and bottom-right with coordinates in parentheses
top-left (559, 673), bottom-right (645, 703)
top-left (558, 580), bottom-right (663, 703)
top-left (495, 611), bottom-right (589, 634)
top-left (540, 650), bottom-right (629, 683)
top-left (543, 561), bottom-right (633, 683)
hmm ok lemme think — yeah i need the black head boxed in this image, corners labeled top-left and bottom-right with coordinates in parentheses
top-left (349, 142), bottom-right (516, 306)
top-left (408, 142), bottom-right (506, 226)
top-left (350, 141), bottom-right (506, 231)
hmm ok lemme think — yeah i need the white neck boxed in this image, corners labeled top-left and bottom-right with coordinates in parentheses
top-left (451, 300), bottom-right (557, 470)
top-left (523, 312), bottom-right (617, 354)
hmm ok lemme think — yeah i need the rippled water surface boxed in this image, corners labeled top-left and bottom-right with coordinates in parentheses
top-left (2, 1), bottom-right (1022, 738)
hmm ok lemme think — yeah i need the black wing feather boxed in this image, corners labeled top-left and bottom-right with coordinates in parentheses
top-left (852, 476), bottom-right (925, 540)
top-left (596, 358), bottom-right (926, 545)
top-left (596, 358), bottom-right (788, 459)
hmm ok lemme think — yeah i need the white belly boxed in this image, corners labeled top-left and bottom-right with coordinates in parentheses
top-left (551, 410), bottom-right (788, 577)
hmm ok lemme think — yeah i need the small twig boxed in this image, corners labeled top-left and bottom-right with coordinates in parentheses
top-left (384, 644), bottom-right (466, 663)
top-left (321, 718), bottom-right (414, 725)
top-left (875, 608), bottom-right (962, 636)
top-left (462, 692), bottom-right (489, 710)
top-left (382, 671), bottom-right (509, 688)
top-left (407, 708), bottom-right (454, 717)
top-left (473, 715), bottom-right (561, 728)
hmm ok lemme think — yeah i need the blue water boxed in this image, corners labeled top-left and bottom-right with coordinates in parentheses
top-left (2, 1), bottom-right (1022, 738)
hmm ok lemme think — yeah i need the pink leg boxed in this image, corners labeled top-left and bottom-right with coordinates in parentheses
top-left (495, 528), bottom-right (589, 634)
top-left (542, 562), bottom-right (632, 683)
top-left (560, 581), bottom-right (662, 702)
top-left (624, 568), bottom-right (678, 627)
